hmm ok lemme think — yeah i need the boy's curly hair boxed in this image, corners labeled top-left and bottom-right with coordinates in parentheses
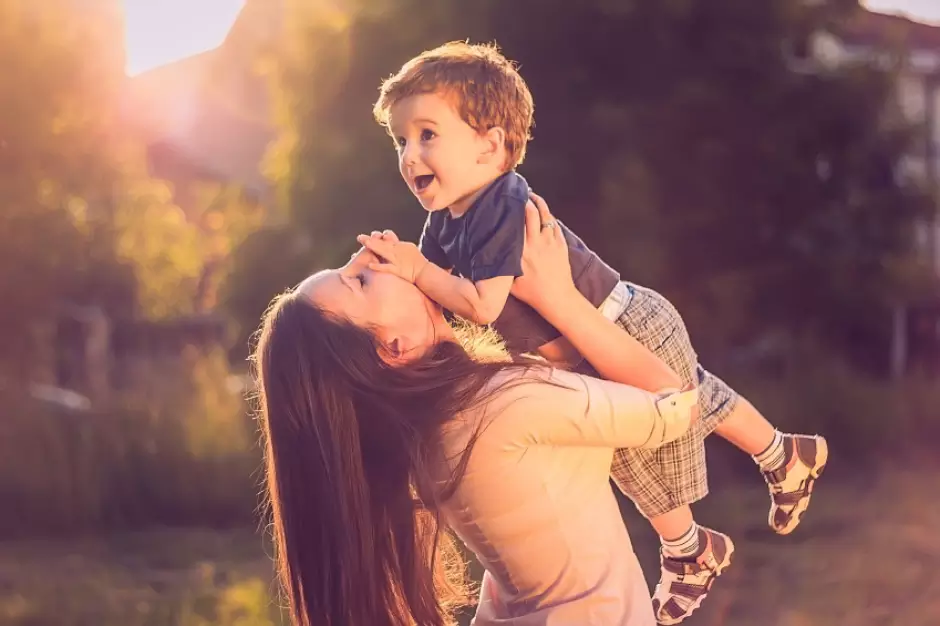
top-left (373, 41), bottom-right (534, 169)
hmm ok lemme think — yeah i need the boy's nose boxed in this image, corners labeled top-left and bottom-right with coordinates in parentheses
top-left (400, 142), bottom-right (419, 166)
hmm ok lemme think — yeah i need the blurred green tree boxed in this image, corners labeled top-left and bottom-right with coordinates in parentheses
top-left (0, 0), bottom-right (135, 382)
top-left (0, 0), bottom-right (264, 383)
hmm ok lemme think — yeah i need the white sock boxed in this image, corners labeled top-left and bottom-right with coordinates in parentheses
top-left (661, 523), bottom-right (700, 559)
top-left (754, 430), bottom-right (786, 472)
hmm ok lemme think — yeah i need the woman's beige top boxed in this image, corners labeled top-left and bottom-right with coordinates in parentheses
top-left (439, 368), bottom-right (665, 626)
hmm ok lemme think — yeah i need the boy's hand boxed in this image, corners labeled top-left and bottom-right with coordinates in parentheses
top-left (348, 230), bottom-right (400, 262)
top-left (356, 232), bottom-right (429, 284)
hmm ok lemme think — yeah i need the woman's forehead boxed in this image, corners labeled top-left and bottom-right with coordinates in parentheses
top-left (298, 270), bottom-right (367, 323)
top-left (297, 270), bottom-right (348, 312)
top-left (296, 269), bottom-right (333, 298)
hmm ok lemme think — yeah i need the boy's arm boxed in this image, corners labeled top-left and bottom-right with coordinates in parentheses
top-left (417, 221), bottom-right (512, 324)
top-left (357, 236), bottom-right (513, 325)
top-left (414, 264), bottom-right (512, 325)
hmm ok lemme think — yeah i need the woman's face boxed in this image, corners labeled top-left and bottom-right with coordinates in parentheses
top-left (298, 245), bottom-right (452, 360)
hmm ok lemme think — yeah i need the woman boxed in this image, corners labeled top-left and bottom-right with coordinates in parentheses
top-left (253, 195), bottom-right (697, 626)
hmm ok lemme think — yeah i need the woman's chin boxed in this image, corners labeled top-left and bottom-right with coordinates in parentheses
top-left (429, 305), bottom-right (447, 328)
top-left (420, 293), bottom-right (440, 314)
top-left (425, 302), bottom-right (452, 336)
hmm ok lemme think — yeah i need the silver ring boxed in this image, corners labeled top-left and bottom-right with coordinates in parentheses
top-left (541, 220), bottom-right (557, 231)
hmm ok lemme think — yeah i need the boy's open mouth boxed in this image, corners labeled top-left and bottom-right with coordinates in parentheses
top-left (414, 174), bottom-right (434, 192)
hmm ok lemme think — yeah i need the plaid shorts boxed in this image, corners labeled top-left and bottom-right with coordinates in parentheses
top-left (587, 281), bottom-right (739, 519)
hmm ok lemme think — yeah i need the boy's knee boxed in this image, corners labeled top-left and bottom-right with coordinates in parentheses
top-left (697, 368), bottom-right (740, 422)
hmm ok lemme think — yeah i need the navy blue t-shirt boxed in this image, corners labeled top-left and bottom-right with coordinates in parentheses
top-left (419, 171), bottom-right (620, 354)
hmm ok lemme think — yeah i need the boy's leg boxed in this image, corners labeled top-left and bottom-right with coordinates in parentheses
top-left (650, 506), bottom-right (733, 573)
top-left (709, 393), bottom-right (829, 535)
top-left (711, 396), bottom-right (776, 454)
top-left (611, 445), bottom-right (734, 626)
top-left (636, 283), bottom-right (829, 536)
top-left (606, 283), bottom-right (734, 625)
top-left (652, 508), bottom-right (734, 626)
top-left (650, 505), bottom-right (695, 542)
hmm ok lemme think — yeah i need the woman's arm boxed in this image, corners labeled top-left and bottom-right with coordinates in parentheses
top-left (491, 368), bottom-right (696, 450)
top-left (511, 195), bottom-right (684, 393)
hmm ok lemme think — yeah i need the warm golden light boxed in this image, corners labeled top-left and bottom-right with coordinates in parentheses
top-left (863, 0), bottom-right (940, 25)
top-left (122, 0), bottom-right (245, 75)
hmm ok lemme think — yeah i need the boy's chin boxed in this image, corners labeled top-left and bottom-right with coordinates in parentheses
top-left (417, 197), bottom-right (450, 212)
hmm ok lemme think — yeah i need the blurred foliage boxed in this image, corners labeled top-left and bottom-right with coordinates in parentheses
top-left (0, 349), bottom-right (258, 537)
top-left (725, 343), bottom-right (940, 456)
top-left (116, 180), bottom-right (265, 318)
top-left (0, 0), bottom-right (132, 378)
top-left (0, 529), bottom-right (285, 626)
top-left (0, 0), bottom-right (263, 379)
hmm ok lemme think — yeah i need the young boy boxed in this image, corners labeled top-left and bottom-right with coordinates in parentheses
top-left (362, 41), bottom-right (828, 624)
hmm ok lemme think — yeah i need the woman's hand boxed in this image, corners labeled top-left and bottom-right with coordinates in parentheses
top-left (647, 386), bottom-right (700, 448)
top-left (511, 192), bottom-right (578, 312)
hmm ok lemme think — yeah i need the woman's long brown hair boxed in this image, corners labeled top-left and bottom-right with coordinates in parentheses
top-left (253, 291), bottom-right (523, 626)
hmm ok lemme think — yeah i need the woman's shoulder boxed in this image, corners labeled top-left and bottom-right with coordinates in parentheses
top-left (461, 366), bottom-right (589, 429)
top-left (483, 365), bottom-right (586, 397)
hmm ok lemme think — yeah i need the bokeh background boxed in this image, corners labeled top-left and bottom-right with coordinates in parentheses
top-left (1, 0), bottom-right (939, 624)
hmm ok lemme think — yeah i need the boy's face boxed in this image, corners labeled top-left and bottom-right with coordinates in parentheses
top-left (388, 92), bottom-right (499, 214)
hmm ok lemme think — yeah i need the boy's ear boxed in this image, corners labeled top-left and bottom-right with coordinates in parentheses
top-left (477, 126), bottom-right (507, 165)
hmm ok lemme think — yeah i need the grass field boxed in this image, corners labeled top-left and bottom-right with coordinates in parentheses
top-left (0, 461), bottom-right (936, 626)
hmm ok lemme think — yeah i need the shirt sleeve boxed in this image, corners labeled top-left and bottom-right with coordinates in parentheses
top-left (466, 192), bottom-right (525, 282)
top-left (489, 369), bottom-right (667, 450)
top-left (418, 215), bottom-right (453, 270)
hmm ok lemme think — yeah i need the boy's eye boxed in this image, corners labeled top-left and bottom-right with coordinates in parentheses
top-left (395, 137), bottom-right (406, 149)
top-left (420, 129), bottom-right (435, 142)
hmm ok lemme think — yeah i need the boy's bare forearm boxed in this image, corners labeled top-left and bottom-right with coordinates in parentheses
top-left (414, 263), bottom-right (511, 324)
